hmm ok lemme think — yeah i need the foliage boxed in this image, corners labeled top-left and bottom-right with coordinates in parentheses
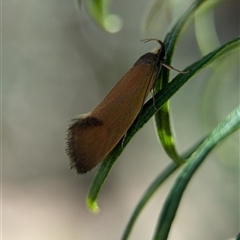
top-left (79, 0), bottom-right (239, 239)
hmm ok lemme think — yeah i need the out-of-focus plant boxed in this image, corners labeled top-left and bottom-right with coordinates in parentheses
top-left (74, 0), bottom-right (239, 239)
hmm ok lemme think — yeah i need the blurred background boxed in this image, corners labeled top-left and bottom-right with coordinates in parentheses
top-left (2, 0), bottom-right (239, 239)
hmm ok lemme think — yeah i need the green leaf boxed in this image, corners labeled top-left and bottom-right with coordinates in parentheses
top-left (154, 0), bottom-right (207, 165)
top-left (121, 136), bottom-right (206, 240)
top-left (153, 106), bottom-right (240, 240)
top-left (85, 0), bottom-right (122, 33)
top-left (87, 37), bottom-right (240, 210)
top-left (121, 163), bottom-right (178, 240)
top-left (236, 232), bottom-right (240, 240)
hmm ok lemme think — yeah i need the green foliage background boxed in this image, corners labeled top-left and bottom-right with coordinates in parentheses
top-left (2, 0), bottom-right (239, 240)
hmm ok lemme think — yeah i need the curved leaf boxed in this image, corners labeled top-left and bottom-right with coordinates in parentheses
top-left (87, 37), bottom-right (240, 210)
top-left (153, 106), bottom-right (240, 240)
top-left (85, 0), bottom-right (122, 33)
top-left (154, 0), bottom-right (207, 165)
top-left (121, 135), bottom-right (206, 239)
top-left (121, 163), bottom-right (178, 240)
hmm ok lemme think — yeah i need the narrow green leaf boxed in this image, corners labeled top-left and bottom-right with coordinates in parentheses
top-left (154, 0), bottom-right (207, 165)
top-left (121, 135), bottom-right (206, 240)
top-left (162, 0), bottom-right (207, 66)
top-left (153, 106), bottom-right (240, 240)
top-left (87, 37), bottom-right (240, 210)
top-left (85, 0), bottom-right (122, 33)
top-left (236, 232), bottom-right (240, 240)
top-left (121, 163), bottom-right (178, 240)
